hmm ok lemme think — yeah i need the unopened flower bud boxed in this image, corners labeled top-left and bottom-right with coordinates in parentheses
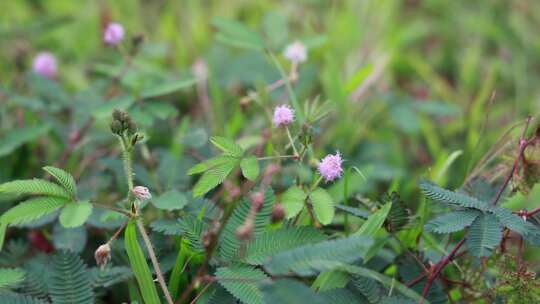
top-left (127, 120), bottom-right (137, 136)
top-left (94, 243), bottom-right (111, 267)
top-left (251, 192), bottom-right (265, 212)
top-left (133, 186), bottom-right (151, 200)
top-left (235, 220), bottom-right (254, 241)
top-left (112, 109), bottom-right (123, 121)
top-left (271, 203), bottom-right (286, 223)
top-left (110, 120), bottom-right (122, 134)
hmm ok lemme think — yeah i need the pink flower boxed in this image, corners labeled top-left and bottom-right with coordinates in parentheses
top-left (283, 41), bottom-right (307, 64)
top-left (318, 152), bottom-right (343, 182)
top-left (133, 186), bottom-right (151, 200)
top-left (32, 52), bottom-right (57, 79)
top-left (104, 22), bottom-right (125, 46)
top-left (273, 105), bottom-right (294, 127)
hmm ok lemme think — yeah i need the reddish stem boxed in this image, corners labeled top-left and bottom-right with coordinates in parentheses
top-left (420, 238), bottom-right (466, 303)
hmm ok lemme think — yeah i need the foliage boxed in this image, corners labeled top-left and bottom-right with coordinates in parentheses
top-left (2, 1), bottom-right (540, 303)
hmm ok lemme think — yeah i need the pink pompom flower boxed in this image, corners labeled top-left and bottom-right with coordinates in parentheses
top-left (133, 186), bottom-right (151, 200)
top-left (273, 105), bottom-right (294, 127)
top-left (318, 152), bottom-right (343, 182)
top-left (283, 41), bottom-right (307, 64)
top-left (32, 52), bottom-right (57, 79)
top-left (104, 22), bottom-right (125, 46)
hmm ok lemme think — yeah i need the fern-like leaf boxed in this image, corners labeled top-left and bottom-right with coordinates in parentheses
top-left (424, 210), bottom-right (481, 234)
top-left (48, 251), bottom-right (95, 304)
top-left (192, 159), bottom-right (239, 197)
top-left (419, 180), bottom-right (491, 211)
top-left (90, 266), bottom-right (133, 288)
top-left (0, 293), bottom-right (48, 304)
top-left (1, 196), bottom-right (69, 226)
top-left (0, 268), bottom-right (26, 289)
top-left (216, 265), bottom-right (270, 304)
top-left (261, 279), bottom-right (327, 304)
top-left (493, 207), bottom-right (536, 236)
top-left (351, 275), bottom-right (382, 303)
top-left (150, 219), bottom-right (184, 236)
top-left (320, 288), bottom-right (366, 304)
top-left (244, 227), bottom-right (327, 265)
top-left (178, 215), bottom-right (208, 253)
top-left (0, 179), bottom-right (70, 199)
top-left (264, 236), bottom-right (373, 276)
top-left (466, 213), bottom-right (502, 258)
top-left (43, 166), bottom-right (77, 198)
top-left (219, 189), bottom-right (275, 261)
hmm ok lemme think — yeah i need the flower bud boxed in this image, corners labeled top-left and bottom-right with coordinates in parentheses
top-left (133, 186), bottom-right (152, 200)
top-left (235, 220), bottom-right (254, 241)
top-left (271, 203), bottom-right (286, 223)
top-left (94, 243), bottom-right (111, 267)
top-left (251, 192), bottom-right (265, 212)
top-left (112, 109), bottom-right (123, 121)
top-left (110, 120), bottom-right (122, 134)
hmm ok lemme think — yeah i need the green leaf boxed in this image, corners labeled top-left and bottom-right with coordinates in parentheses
top-left (0, 125), bottom-right (51, 157)
top-left (425, 210), bottom-right (481, 234)
top-left (0, 268), bottom-right (26, 289)
top-left (355, 203), bottom-right (392, 236)
top-left (419, 180), bottom-right (492, 211)
top-left (281, 186), bottom-right (306, 219)
top-left (244, 227), bottom-right (327, 265)
top-left (261, 279), bottom-right (327, 304)
top-left (312, 270), bottom-right (350, 292)
top-left (310, 188), bottom-right (335, 225)
top-left (0, 179), bottom-right (71, 199)
top-left (124, 221), bottom-right (160, 304)
top-left (188, 156), bottom-right (239, 175)
top-left (264, 236), bottom-right (373, 276)
top-left (335, 204), bottom-right (369, 219)
top-left (466, 213), bottom-right (502, 258)
top-left (1, 196), bottom-right (69, 226)
top-left (90, 266), bottom-right (133, 288)
top-left (0, 293), bottom-right (48, 304)
top-left (150, 219), bottom-right (184, 236)
top-left (59, 201), bottom-right (93, 228)
top-left (212, 17), bottom-right (265, 51)
top-left (193, 158), bottom-right (239, 197)
top-left (43, 166), bottom-right (77, 197)
top-left (48, 251), bottom-right (95, 304)
top-left (216, 265), bottom-right (270, 304)
top-left (210, 136), bottom-right (244, 157)
top-left (341, 265), bottom-right (426, 303)
top-left (141, 78), bottom-right (197, 99)
top-left (240, 156), bottom-right (259, 181)
top-left (151, 190), bottom-right (188, 211)
top-left (220, 189), bottom-right (275, 261)
top-left (177, 215), bottom-right (208, 253)
top-left (493, 207), bottom-right (536, 236)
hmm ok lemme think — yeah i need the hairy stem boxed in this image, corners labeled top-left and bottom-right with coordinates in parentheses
top-left (136, 219), bottom-right (174, 304)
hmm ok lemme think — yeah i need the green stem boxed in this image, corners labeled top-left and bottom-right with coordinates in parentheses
top-left (286, 127), bottom-right (299, 157)
top-left (136, 219), bottom-right (174, 304)
top-left (169, 239), bottom-right (189, 301)
top-left (119, 137), bottom-right (134, 192)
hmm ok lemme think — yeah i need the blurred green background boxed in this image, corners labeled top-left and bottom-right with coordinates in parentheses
top-left (2, 0), bottom-right (540, 206)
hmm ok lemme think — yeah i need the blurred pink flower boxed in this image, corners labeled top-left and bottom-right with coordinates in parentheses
top-left (318, 152), bottom-right (343, 182)
top-left (32, 52), bottom-right (57, 79)
top-left (104, 22), bottom-right (125, 46)
top-left (133, 186), bottom-right (151, 200)
top-left (283, 41), bottom-right (307, 64)
top-left (273, 105), bottom-right (294, 127)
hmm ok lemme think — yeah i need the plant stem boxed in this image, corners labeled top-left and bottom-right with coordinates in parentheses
top-left (257, 155), bottom-right (297, 160)
top-left (93, 203), bottom-right (132, 217)
top-left (120, 137), bottom-right (134, 192)
top-left (285, 127), bottom-right (299, 157)
top-left (136, 219), bottom-right (174, 304)
top-left (420, 238), bottom-right (466, 303)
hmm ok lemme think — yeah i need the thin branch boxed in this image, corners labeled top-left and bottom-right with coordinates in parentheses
top-left (93, 203), bottom-right (132, 217)
top-left (136, 219), bottom-right (174, 304)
